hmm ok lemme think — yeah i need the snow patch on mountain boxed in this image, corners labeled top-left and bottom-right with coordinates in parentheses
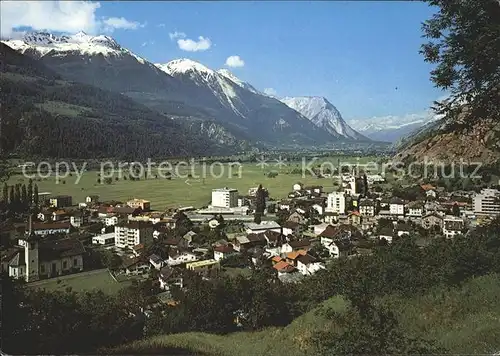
top-left (217, 69), bottom-right (259, 94)
top-left (2, 31), bottom-right (147, 64)
top-left (281, 96), bottom-right (367, 140)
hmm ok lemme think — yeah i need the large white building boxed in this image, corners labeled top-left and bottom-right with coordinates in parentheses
top-left (326, 191), bottom-right (346, 214)
top-left (211, 188), bottom-right (238, 208)
top-left (114, 222), bottom-right (153, 249)
top-left (474, 189), bottom-right (500, 216)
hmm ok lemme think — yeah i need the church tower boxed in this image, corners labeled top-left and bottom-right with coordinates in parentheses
top-left (23, 214), bottom-right (39, 282)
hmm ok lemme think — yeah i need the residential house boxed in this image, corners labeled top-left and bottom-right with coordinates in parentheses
top-left (92, 232), bottom-right (115, 245)
top-left (244, 221), bottom-right (282, 235)
top-left (348, 211), bottom-right (362, 226)
top-left (281, 239), bottom-right (311, 255)
top-left (167, 249), bottom-right (198, 266)
top-left (389, 198), bottom-right (405, 216)
top-left (407, 201), bottom-right (424, 217)
top-left (122, 257), bottom-right (150, 275)
top-left (287, 211), bottom-right (307, 225)
top-left (114, 222), bottom-right (153, 249)
top-left (273, 260), bottom-right (296, 277)
top-left (182, 231), bottom-right (197, 246)
top-left (443, 216), bottom-right (465, 238)
top-left (293, 182), bottom-right (304, 191)
top-left (158, 266), bottom-right (183, 291)
top-left (186, 259), bottom-right (220, 277)
top-left (323, 212), bottom-right (338, 225)
top-left (70, 211), bottom-right (88, 227)
top-left (282, 221), bottom-right (301, 236)
top-left (49, 195), bottom-right (72, 208)
top-left (304, 185), bottom-right (323, 195)
top-left (233, 235), bottom-right (251, 252)
top-left (213, 244), bottom-right (236, 261)
top-left (132, 243), bottom-right (145, 257)
top-left (378, 227), bottom-right (394, 243)
top-left (285, 250), bottom-right (307, 266)
top-left (104, 214), bottom-right (121, 227)
top-left (149, 254), bottom-right (165, 270)
top-left (296, 254), bottom-right (325, 276)
top-left (32, 222), bottom-right (71, 236)
top-left (421, 212), bottom-right (444, 230)
top-left (359, 199), bottom-right (376, 217)
top-left (127, 198), bottom-right (151, 211)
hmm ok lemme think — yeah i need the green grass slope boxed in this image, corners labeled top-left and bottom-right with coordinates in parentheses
top-left (108, 274), bottom-right (500, 356)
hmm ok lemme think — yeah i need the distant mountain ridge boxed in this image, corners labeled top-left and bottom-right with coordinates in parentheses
top-left (281, 96), bottom-right (369, 141)
top-left (3, 31), bottom-right (373, 148)
top-left (348, 111), bottom-right (443, 142)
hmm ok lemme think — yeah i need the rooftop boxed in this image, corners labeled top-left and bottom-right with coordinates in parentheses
top-left (186, 259), bottom-right (219, 268)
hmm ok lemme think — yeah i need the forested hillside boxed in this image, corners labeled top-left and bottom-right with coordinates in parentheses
top-left (0, 43), bottom-right (225, 159)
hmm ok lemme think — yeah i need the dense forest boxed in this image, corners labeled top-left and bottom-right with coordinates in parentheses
top-left (0, 43), bottom-right (225, 159)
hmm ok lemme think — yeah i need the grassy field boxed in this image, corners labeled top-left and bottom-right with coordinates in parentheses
top-left (28, 269), bottom-right (131, 295)
top-left (109, 274), bottom-right (500, 355)
top-left (9, 156), bottom-right (381, 210)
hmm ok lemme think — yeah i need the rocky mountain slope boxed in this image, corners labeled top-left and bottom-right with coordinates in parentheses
top-left (281, 96), bottom-right (369, 141)
top-left (2, 32), bottom-right (346, 147)
top-left (394, 107), bottom-right (500, 164)
top-left (0, 42), bottom-right (229, 158)
top-left (155, 59), bottom-right (335, 145)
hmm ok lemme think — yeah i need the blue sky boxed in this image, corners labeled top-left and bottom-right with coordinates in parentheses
top-left (1, 1), bottom-right (447, 121)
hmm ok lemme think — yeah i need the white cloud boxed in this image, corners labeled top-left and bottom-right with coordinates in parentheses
top-left (169, 31), bottom-right (186, 40)
top-left (157, 23), bottom-right (166, 28)
top-left (264, 88), bottom-right (278, 96)
top-left (225, 55), bottom-right (245, 68)
top-left (177, 36), bottom-right (211, 52)
top-left (102, 17), bottom-right (144, 32)
top-left (0, 1), bottom-right (144, 39)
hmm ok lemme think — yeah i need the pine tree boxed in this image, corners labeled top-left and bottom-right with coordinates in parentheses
top-left (27, 179), bottom-right (33, 205)
top-left (2, 183), bottom-right (8, 203)
top-left (21, 184), bottom-right (28, 207)
top-left (9, 185), bottom-right (14, 205)
top-left (33, 184), bottom-right (39, 206)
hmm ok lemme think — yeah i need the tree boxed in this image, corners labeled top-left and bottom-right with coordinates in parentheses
top-left (33, 184), bottom-right (39, 206)
top-left (27, 179), bottom-right (33, 205)
top-left (2, 182), bottom-right (8, 203)
top-left (420, 0), bottom-right (500, 127)
top-left (452, 203), bottom-right (460, 217)
top-left (254, 184), bottom-right (266, 223)
top-left (313, 305), bottom-right (444, 355)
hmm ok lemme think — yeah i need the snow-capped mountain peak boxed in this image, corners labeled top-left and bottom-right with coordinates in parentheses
top-left (281, 96), bottom-right (368, 141)
top-left (160, 58), bottom-right (214, 77)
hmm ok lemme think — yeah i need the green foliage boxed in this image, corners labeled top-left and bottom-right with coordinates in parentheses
top-left (420, 0), bottom-right (500, 126)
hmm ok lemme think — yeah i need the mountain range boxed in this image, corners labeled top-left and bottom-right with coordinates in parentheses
top-left (347, 111), bottom-right (443, 142)
top-left (2, 31), bottom-right (371, 153)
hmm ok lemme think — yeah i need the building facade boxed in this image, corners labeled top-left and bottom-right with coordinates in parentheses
top-left (326, 192), bottom-right (346, 214)
top-left (114, 222), bottom-right (153, 249)
top-left (211, 188), bottom-right (238, 208)
top-left (474, 189), bottom-right (500, 216)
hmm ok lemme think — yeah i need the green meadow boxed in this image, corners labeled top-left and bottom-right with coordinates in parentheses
top-left (9, 156), bottom-right (381, 209)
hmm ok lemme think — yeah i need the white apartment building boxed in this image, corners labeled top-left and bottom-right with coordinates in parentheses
top-left (389, 198), bottom-right (405, 216)
top-left (211, 187), bottom-right (238, 208)
top-left (326, 191), bottom-right (346, 214)
top-left (443, 216), bottom-right (465, 239)
top-left (114, 222), bottom-right (153, 249)
top-left (474, 189), bottom-right (500, 216)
